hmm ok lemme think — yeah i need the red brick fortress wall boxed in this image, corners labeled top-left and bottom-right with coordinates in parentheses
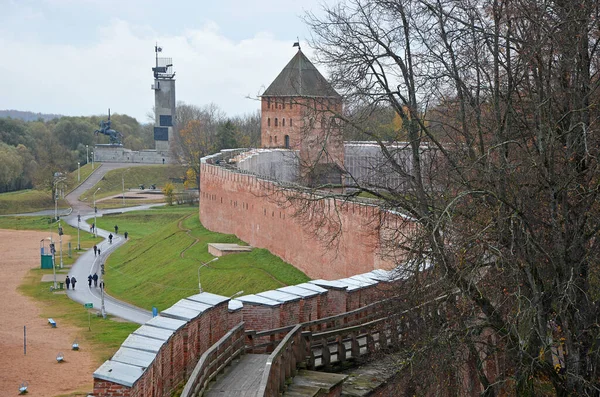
top-left (200, 164), bottom-right (414, 279)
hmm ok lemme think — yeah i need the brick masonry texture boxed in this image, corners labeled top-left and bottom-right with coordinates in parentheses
top-left (93, 282), bottom-right (389, 396)
top-left (199, 163), bottom-right (415, 280)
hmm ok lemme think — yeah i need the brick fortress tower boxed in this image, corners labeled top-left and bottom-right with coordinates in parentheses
top-left (261, 46), bottom-right (344, 185)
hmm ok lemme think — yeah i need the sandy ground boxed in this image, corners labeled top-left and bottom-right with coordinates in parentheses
top-left (0, 230), bottom-right (95, 396)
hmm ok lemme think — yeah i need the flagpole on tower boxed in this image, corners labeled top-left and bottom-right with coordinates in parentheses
top-left (293, 38), bottom-right (301, 95)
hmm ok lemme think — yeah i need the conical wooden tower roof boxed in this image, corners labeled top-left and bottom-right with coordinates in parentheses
top-left (262, 50), bottom-right (340, 98)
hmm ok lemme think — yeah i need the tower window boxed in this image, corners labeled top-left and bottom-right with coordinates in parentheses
top-left (275, 118), bottom-right (278, 127)
top-left (267, 98), bottom-right (271, 109)
top-left (284, 135), bottom-right (290, 148)
top-left (282, 118), bottom-right (285, 127)
top-left (290, 119), bottom-right (293, 127)
top-left (268, 118), bottom-right (271, 127)
top-left (274, 135), bottom-right (278, 144)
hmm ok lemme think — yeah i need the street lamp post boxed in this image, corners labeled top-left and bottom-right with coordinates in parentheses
top-left (77, 213), bottom-right (81, 250)
top-left (77, 162), bottom-right (81, 182)
top-left (54, 189), bottom-right (58, 222)
top-left (101, 276), bottom-right (106, 319)
top-left (46, 237), bottom-right (58, 290)
top-left (93, 188), bottom-right (100, 238)
top-left (122, 168), bottom-right (130, 207)
top-left (58, 219), bottom-right (63, 269)
top-left (197, 257), bottom-right (219, 293)
top-left (53, 176), bottom-right (65, 222)
top-left (86, 145), bottom-right (89, 164)
top-left (91, 152), bottom-right (95, 169)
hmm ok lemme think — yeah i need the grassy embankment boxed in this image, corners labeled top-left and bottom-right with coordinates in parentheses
top-left (0, 215), bottom-right (136, 363)
top-left (97, 206), bottom-right (310, 311)
top-left (79, 165), bottom-right (188, 209)
top-left (0, 163), bottom-right (95, 215)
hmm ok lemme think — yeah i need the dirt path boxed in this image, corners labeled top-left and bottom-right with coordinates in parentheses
top-left (0, 230), bottom-right (95, 396)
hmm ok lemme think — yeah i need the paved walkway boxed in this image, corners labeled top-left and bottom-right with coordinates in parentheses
top-left (61, 163), bottom-right (155, 324)
top-left (205, 354), bottom-right (269, 397)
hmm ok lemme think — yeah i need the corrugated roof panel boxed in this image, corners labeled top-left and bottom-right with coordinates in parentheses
top-left (277, 285), bottom-right (320, 298)
top-left (133, 324), bottom-right (174, 341)
top-left (349, 275), bottom-right (379, 286)
top-left (145, 315), bottom-right (187, 331)
top-left (187, 292), bottom-right (230, 306)
top-left (337, 278), bottom-right (368, 291)
top-left (161, 305), bottom-right (201, 321)
top-left (361, 269), bottom-right (394, 282)
top-left (93, 360), bottom-right (145, 387)
top-left (111, 347), bottom-right (156, 369)
top-left (257, 290), bottom-right (301, 303)
top-left (236, 294), bottom-right (281, 307)
top-left (228, 299), bottom-right (244, 311)
top-left (121, 334), bottom-right (165, 354)
top-left (174, 299), bottom-right (212, 313)
top-left (310, 279), bottom-right (349, 290)
top-left (295, 282), bottom-right (328, 294)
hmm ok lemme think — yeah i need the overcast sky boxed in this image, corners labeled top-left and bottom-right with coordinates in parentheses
top-left (0, 0), bottom-right (332, 122)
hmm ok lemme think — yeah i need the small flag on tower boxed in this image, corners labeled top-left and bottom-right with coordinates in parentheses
top-left (293, 42), bottom-right (299, 47)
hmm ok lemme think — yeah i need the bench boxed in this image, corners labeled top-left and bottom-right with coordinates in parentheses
top-left (48, 318), bottom-right (56, 328)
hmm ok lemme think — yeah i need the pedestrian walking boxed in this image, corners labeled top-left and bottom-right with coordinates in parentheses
top-left (93, 273), bottom-right (98, 287)
top-left (65, 276), bottom-right (70, 290)
top-left (124, 231), bottom-right (128, 240)
top-left (100, 281), bottom-right (105, 290)
top-left (93, 245), bottom-right (98, 256)
top-left (89, 224), bottom-right (93, 232)
top-left (114, 225), bottom-right (119, 234)
top-left (71, 276), bottom-right (77, 290)
top-left (98, 248), bottom-right (101, 256)
top-left (88, 274), bottom-right (92, 287)
top-left (108, 233), bottom-right (113, 244)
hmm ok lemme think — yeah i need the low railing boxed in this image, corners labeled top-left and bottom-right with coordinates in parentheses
top-left (306, 315), bottom-right (397, 369)
top-left (245, 298), bottom-right (391, 353)
top-left (256, 324), bottom-right (306, 397)
top-left (180, 322), bottom-right (245, 397)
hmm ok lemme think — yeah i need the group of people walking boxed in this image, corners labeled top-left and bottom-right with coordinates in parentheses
top-left (87, 273), bottom-right (101, 288)
top-left (71, 223), bottom-right (129, 293)
top-left (65, 276), bottom-right (77, 289)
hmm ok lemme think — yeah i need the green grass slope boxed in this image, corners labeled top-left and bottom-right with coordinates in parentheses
top-left (80, 165), bottom-right (188, 203)
top-left (0, 163), bottom-right (95, 215)
top-left (98, 207), bottom-right (310, 311)
top-left (0, 190), bottom-right (57, 215)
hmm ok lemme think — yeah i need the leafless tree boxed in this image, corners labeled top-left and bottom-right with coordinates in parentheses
top-left (299, 0), bottom-right (600, 394)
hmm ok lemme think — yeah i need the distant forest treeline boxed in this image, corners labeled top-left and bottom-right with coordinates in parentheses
top-left (0, 109), bottom-right (64, 122)
top-left (0, 103), bottom-right (262, 194)
top-left (0, 113), bottom-right (155, 193)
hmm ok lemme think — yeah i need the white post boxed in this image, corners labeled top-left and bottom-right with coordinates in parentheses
top-left (197, 257), bottom-right (219, 293)
top-left (101, 281), bottom-right (106, 319)
top-left (93, 188), bottom-right (100, 238)
top-left (59, 219), bottom-right (63, 269)
top-left (91, 152), bottom-right (94, 170)
top-left (77, 212), bottom-right (81, 250)
top-left (86, 145), bottom-right (89, 164)
top-left (122, 168), bottom-right (130, 207)
top-left (50, 237), bottom-right (57, 290)
top-left (77, 162), bottom-right (81, 182)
